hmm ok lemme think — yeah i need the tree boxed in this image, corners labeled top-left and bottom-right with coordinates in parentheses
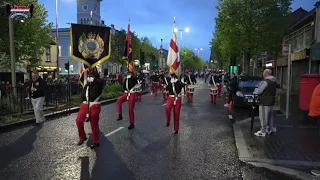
top-left (0, 0), bottom-right (54, 68)
top-left (211, 0), bottom-right (292, 74)
top-left (109, 30), bottom-right (126, 64)
top-left (180, 47), bottom-right (205, 70)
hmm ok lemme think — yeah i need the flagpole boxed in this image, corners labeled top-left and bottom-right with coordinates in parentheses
top-left (127, 19), bottom-right (130, 73)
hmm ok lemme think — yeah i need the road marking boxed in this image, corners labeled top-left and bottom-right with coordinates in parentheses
top-left (54, 126), bottom-right (124, 164)
top-left (162, 103), bottom-right (166, 106)
top-left (228, 115), bottom-right (233, 119)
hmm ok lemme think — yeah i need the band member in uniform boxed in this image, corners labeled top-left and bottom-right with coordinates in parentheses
top-left (209, 74), bottom-right (218, 104)
top-left (116, 71), bottom-right (138, 129)
top-left (184, 71), bottom-right (197, 103)
top-left (161, 71), bottom-right (171, 102)
top-left (150, 72), bottom-right (160, 96)
top-left (215, 71), bottom-right (223, 97)
top-left (135, 71), bottom-right (143, 102)
top-left (76, 70), bottom-right (104, 149)
top-left (165, 72), bottom-right (184, 134)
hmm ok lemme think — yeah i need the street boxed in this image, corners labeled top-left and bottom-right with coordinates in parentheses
top-left (0, 81), bottom-right (294, 180)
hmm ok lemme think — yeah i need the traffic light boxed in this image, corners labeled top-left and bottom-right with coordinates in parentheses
top-left (64, 62), bottom-right (69, 72)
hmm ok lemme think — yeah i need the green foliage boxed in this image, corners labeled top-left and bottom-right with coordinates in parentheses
top-left (103, 84), bottom-right (123, 94)
top-left (109, 30), bottom-right (159, 65)
top-left (210, 0), bottom-right (292, 72)
top-left (180, 47), bottom-right (205, 70)
top-left (0, 0), bottom-right (54, 68)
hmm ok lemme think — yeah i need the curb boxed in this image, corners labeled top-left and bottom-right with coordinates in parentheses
top-left (0, 91), bottom-right (149, 132)
top-left (233, 117), bottom-right (315, 180)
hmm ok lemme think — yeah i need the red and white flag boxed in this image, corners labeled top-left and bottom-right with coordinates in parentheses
top-left (167, 17), bottom-right (180, 77)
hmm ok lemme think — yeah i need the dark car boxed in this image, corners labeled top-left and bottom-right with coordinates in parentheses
top-left (233, 76), bottom-right (262, 107)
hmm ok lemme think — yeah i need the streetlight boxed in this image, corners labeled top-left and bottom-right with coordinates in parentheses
top-left (195, 48), bottom-right (203, 56)
top-left (174, 27), bottom-right (190, 49)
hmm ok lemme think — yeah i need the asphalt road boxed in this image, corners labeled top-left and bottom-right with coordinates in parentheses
top-left (0, 79), bottom-right (294, 180)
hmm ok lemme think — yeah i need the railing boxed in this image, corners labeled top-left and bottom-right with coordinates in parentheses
top-left (0, 83), bottom-right (81, 118)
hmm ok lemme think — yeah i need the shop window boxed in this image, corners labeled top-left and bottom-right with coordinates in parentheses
top-left (45, 48), bottom-right (51, 62)
top-left (58, 46), bottom-right (61, 57)
top-left (305, 29), bottom-right (312, 47)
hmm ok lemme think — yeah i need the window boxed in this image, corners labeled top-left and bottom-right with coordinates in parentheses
top-left (58, 46), bottom-right (61, 57)
top-left (80, 19), bottom-right (83, 24)
top-left (45, 48), bottom-right (51, 62)
top-left (70, 65), bottom-right (74, 73)
top-left (82, 4), bottom-right (88, 11)
top-left (69, 45), bottom-right (71, 56)
top-left (94, 6), bottom-right (97, 12)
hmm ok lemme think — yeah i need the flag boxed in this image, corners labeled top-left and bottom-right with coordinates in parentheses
top-left (122, 21), bottom-right (134, 73)
top-left (70, 24), bottom-right (112, 69)
top-left (167, 17), bottom-right (180, 77)
top-left (78, 64), bottom-right (89, 87)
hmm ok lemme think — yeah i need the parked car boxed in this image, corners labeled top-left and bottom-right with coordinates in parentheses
top-left (233, 76), bottom-right (262, 107)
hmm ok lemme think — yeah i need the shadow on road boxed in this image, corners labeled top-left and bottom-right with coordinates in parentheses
top-left (0, 125), bottom-right (42, 171)
top-left (90, 134), bottom-right (136, 180)
top-left (79, 156), bottom-right (90, 180)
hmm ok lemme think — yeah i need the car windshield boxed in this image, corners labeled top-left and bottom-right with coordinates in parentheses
top-left (238, 80), bottom-right (262, 93)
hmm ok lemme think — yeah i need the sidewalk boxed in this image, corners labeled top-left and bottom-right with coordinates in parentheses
top-left (233, 115), bottom-right (320, 180)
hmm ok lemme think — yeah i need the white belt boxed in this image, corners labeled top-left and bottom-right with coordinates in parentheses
top-left (82, 101), bottom-right (100, 106)
top-left (168, 95), bottom-right (181, 97)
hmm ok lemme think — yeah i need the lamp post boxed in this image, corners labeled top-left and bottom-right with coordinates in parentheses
top-left (174, 27), bottom-right (190, 49)
top-left (195, 48), bottom-right (203, 56)
top-left (55, 0), bottom-right (60, 80)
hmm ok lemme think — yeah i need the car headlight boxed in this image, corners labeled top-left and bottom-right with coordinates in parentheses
top-left (236, 91), bottom-right (244, 97)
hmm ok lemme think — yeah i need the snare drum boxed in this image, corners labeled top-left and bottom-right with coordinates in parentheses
top-left (187, 85), bottom-right (196, 93)
top-left (210, 86), bottom-right (218, 95)
top-left (133, 84), bottom-right (142, 93)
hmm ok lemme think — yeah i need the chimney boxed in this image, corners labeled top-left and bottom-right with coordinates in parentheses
top-left (111, 24), bottom-right (115, 34)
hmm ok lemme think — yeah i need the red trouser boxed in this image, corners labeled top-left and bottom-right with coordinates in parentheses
top-left (217, 84), bottom-right (222, 97)
top-left (117, 92), bottom-right (135, 125)
top-left (186, 85), bottom-right (193, 102)
top-left (165, 96), bottom-right (182, 131)
top-left (152, 82), bottom-right (159, 95)
top-left (210, 94), bottom-right (217, 102)
top-left (162, 86), bottom-right (167, 101)
top-left (76, 103), bottom-right (101, 144)
top-left (135, 92), bottom-right (142, 102)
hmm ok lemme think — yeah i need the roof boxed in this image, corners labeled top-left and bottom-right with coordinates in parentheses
top-left (289, 8), bottom-right (315, 30)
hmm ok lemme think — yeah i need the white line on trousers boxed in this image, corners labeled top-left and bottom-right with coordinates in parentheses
top-left (54, 126), bottom-right (124, 164)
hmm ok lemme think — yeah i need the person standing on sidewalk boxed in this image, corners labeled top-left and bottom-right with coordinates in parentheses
top-left (29, 71), bottom-right (47, 125)
top-left (76, 70), bottom-right (104, 149)
top-left (253, 69), bottom-right (277, 137)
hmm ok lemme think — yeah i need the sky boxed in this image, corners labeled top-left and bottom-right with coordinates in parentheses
top-left (39, 0), bottom-right (318, 62)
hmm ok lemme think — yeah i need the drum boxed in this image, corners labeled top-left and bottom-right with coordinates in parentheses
top-left (210, 86), bottom-right (218, 95)
top-left (133, 84), bottom-right (142, 93)
top-left (188, 85), bottom-right (196, 93)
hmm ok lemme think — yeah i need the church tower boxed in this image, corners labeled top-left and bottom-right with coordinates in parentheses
top-left (77, 0), bottom-right (102, 25)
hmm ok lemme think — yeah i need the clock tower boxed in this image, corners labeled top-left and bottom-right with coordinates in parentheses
top-left (77, 0), bottom-right (102, 25)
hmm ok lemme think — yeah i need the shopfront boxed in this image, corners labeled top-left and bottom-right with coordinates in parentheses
top-left (28, 65), bottom-right (57, 80)
top-left (291, 49), bottom-right (310, 92)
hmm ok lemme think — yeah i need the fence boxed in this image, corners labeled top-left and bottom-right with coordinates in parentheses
top-left (0, 83), bottom-right (81, 118)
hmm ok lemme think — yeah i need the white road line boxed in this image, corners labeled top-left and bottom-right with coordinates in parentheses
top-left (162, 103), bottom-right (166, 106)
top-left (228, 115), bottom-right (233, 119)
top-left (54, 126), bottom-right (124, 164)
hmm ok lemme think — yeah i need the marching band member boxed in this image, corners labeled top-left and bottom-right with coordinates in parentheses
top-left (209, 74), bottom-right (218, 104)
top-left (116, 71), bottom-right (138, 129)
top-left (150, 72), bottom-right (160, 96)
top-left (135, 71), bottom-right (143, 102)
top-left (184, 71), bottom-right (197, 103)
top-left (76, 70), bottom-right (104, 149)
top-left (215, 71), bottom-right (223, 97)
top-left (161, 71), bottom-right (171, 102)
top-left (165, 72), bottom-right (184, 134)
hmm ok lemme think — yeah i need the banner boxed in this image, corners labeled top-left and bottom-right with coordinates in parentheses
top-left (167, 17), bottom-right (180, 77)
top-left (122, 21), bottom-right (134, 73)
top-left (70, 24), bottom-right (112, 68)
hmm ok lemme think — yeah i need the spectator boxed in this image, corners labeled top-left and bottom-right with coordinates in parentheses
top-left (29, 71), bottom-right (47, 125)
top-left (253, 69), bottom-right (277, 137)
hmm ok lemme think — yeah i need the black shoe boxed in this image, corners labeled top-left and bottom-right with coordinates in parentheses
top-left (77, 138), bottom-right (87, 146)
top-left (90, 143), bottom-right (100, 149)
top-left (214, 102), bottom-right (216, 104)
top-left (174, 130), bottom-right (178, 134)
top-left (211, 101), bottom-right (213, 103)
top-left (117, 114), bottom-right (123, 121)
top-left (128, 124), bottom-right (135, 129)
top-left (166, 123), bottom-right (170, 127)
